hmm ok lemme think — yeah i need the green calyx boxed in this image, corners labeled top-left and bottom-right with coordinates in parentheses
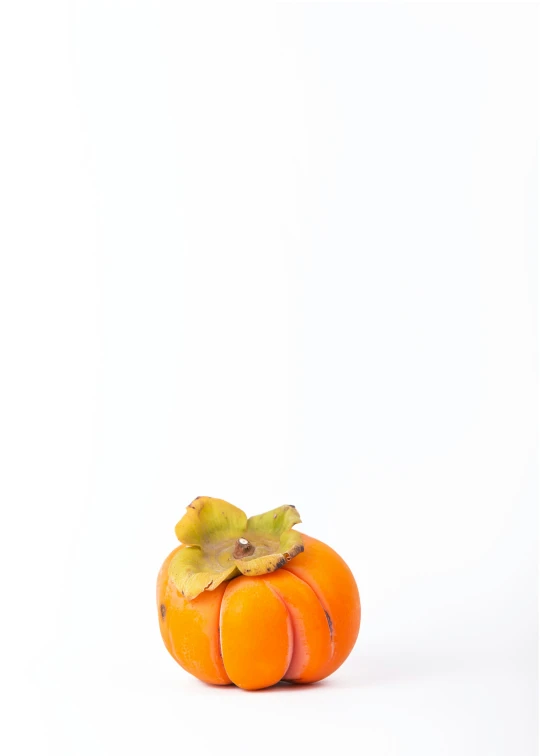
top-left (168, 497), bottom-right (304, 601)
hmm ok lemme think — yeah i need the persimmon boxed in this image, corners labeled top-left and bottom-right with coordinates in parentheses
top-left (157, 497), bottom-right (360, 690)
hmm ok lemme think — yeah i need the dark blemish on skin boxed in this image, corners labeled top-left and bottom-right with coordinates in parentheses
top-left (267, 567), bottom-right (271, 572)
top-left (324, 610), bottom-right (333, 638)
top-left (277, 557), bottom-right (286, 569)
top-left (160, 604), bottom-right (166, 620)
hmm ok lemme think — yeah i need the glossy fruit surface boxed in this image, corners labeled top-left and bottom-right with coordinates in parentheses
top-left (157, 498), bottom-right (360, 690)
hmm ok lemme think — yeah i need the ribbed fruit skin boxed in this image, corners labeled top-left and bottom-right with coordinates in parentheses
top-left (157, 533), bottom-right (361, 690)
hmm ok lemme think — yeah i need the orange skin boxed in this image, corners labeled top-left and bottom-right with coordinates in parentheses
top-left (157, 534), bottom-right (360, 690)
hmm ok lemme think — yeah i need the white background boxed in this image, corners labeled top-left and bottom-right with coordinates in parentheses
top-left (0, 2), bottom-right (537, 754)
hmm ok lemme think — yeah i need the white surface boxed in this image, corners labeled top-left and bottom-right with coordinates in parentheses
top-left (0, 2), bottom-right (537, 754)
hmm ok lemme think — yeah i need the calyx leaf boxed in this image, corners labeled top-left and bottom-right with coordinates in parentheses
top-left (174, 496), bottom-right (247, 546)
top-left (169, 497), bottom-right (304, 600)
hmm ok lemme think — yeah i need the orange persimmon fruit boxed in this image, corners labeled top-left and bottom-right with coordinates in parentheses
top-left (157, 497), bottom-right (360, 690)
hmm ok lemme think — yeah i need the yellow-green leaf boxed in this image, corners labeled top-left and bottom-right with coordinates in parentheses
top-left (246, 505), bottom-right (301, 538)
top-left (168, 498), bottom-right (304, 600)
top-left (168, 546), bottom-right (240, 601)
top-left (175, 496), bottom-right (247, 546)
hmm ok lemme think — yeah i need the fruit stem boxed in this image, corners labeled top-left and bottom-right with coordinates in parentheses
top-left (233, 537), bottom-right (255, 559)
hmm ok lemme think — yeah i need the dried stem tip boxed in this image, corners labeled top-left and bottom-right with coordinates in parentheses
top-left (233, 537), bottom-right (255, 559)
